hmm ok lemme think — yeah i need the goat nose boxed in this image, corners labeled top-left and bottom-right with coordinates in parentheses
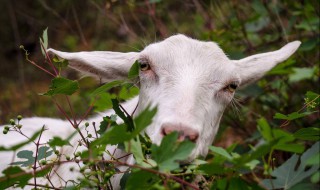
top-left (161, 123), bottom-right (199, 142)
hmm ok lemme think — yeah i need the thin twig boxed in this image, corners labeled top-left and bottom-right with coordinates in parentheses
top-left (33, 126), bottom-right (45, 189)
top-left (26, 183), bottom-right (62, 190)
top-left (53, 99), bottom-right (74, 126)
top-left (65, 96), bottom-right (77, 127)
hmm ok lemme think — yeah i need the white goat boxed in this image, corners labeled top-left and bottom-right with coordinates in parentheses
top-left (0, 34), bottom-right (300, 189)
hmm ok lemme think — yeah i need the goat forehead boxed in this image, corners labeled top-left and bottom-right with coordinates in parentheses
top-left (142, 34), bottom-right (230, 69)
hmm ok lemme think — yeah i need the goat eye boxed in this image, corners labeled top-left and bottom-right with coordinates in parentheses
top-left (225, 83), bottom-right (238, 93)
top-left (140, 62), bottom-right (150, 71)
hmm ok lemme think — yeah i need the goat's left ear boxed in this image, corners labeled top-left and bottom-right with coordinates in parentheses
top-left (232, 41), bottom-right (301, 86)
top-left (47, 49), bottom-right (139, 82)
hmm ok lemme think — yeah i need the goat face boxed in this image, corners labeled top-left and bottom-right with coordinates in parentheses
top-left (47, 34), bottom-right (300, 160)
top-left (137, 35), bottom-right (238, 158)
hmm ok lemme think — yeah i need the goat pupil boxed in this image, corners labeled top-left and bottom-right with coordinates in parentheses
top-left (140, 63), bottom-right (149, 70)
top-left (230, 84), bottom-right (237, 89)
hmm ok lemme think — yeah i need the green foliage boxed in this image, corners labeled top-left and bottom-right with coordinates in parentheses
top-left (128, 60), bottom-right (140, 80)
top-left (261, 142), bottom-right (320, 190)
top-left (124, 170), bottom-right (160, 190)
top-left (48, 136), bottom-right (72, 147)
top-left (151, 132), bottom-right (195, 171)
top-left (39, 27), bottom-right (48, 56)
top-left (0, 166), bottom-right (32, 189)
top-left (42, 77), bottom-right (79, 96)
top-left (11, 146), bottom-right (52, 167)
top-left (274, 111), bottom-right (315, 120)
top-left (91, 80), bottom-right (124, 97)
top-left (91, 105), bottom-right (156, 145)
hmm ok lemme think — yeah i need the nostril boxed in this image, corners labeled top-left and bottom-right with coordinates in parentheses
top-left (161, 125), bottom-right (173, 136)
top-left (186, 133), bottom-right (199, 142)
top-left (161, 123), bottom-right (199, 142)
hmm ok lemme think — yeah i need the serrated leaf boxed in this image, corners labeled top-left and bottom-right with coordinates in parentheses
top-left (119, 85), bottom-right (139, 100)
top-left (48, 136), bottom-right (72, 147)
top-left (42, 77), bottom-right (79, 96)
top-left (261, 142), bottom-right (320, 189)
top-left (11, 150), bottom-right (34, 167)
top-left (93, 92), bottom-right (116, 111)
top-left (97, 115), bottom-right (117, 135)
top-left (151, 132), bottom-right (195, 172)
top-left (37, 146), bottom-right (53, 160)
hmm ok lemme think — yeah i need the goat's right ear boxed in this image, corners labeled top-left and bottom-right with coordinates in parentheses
top-left (232, 41), bottom-right (301, 86)
top-left (47, 49), bottom-right (139, 82)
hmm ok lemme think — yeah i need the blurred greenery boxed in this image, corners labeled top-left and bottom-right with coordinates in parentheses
top-left (0, 0), bottom-right (319, 149)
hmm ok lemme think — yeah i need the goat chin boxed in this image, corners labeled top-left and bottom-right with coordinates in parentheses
top-left (0, 97), bottom-right (140, 190)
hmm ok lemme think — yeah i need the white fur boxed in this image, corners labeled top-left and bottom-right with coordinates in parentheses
top-left (0, 34), bottom-right (300, 189)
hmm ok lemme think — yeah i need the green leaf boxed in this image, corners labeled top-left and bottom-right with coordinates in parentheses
top-left (198, 162), bottom-right (228, 175)
top-left (132, 106), bottom-right (157, 137)
top-left (112, 99), bottom-right (134, 131)
top-left (128, 60), bottom-right (139, 79)
top-left (119, 85), bottom-right (139, 100)
top-left (52, 56), bottom-right (69, 69)
top-left (125, 170), bottom-right (159, 190)
top-left (39, 27), bottom-right (48, 56)
top-left (94, 124), bottom-right (131, 145)
top-left (306, 153), bottom-right (320, 165)
top-left (274, 143), bottom-right (305, 153)
top-left (48, 136), bottom-right (72, 147)
top-left (91, 80), bottom-right (124, 97)
top-left (274, 111), bottom-right (315, 120)
top-left (209, 146), bottom-right (233, 160)
top-left (42, 77), bottom-right (79, 96)
top-left (11, 150), bottom-right (34, 167)
top-left (257, 117), bottom-right (273, 141)
top-left (299, 38), bottom-right (318, 51)
top-left (93, 92), bottom-right (116, 111)
top-left (0, 129), bottom-right (42, 151)
top-left (97, 115), bottom-right (117, 135)
top-left (0, 166), bottom-right (32, 188)
top-left (294, 127), bottom-right (320, 141)
top-left (289, 67), bottom-right (314, 83)
top-left (151, 132), bottom-right (195, 172)
top-left (261, 142), bottom-right (320, 189)
top-left (92, 107), bottom-right (156, 145)
top-left (125, 137), bottom-right (144, 164)
top-left (311, 171), bottom-right (320, 183)
top-left (305, 91), bottom-right (320, 110)
top-left (37, 146), bottom-right (53, 160)
top-left (272, 129), bottom-right (304, 153)
top-left (228, 177), bottom-right (252, 190)
top-left (235, 142), bottom-right (276, 167)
